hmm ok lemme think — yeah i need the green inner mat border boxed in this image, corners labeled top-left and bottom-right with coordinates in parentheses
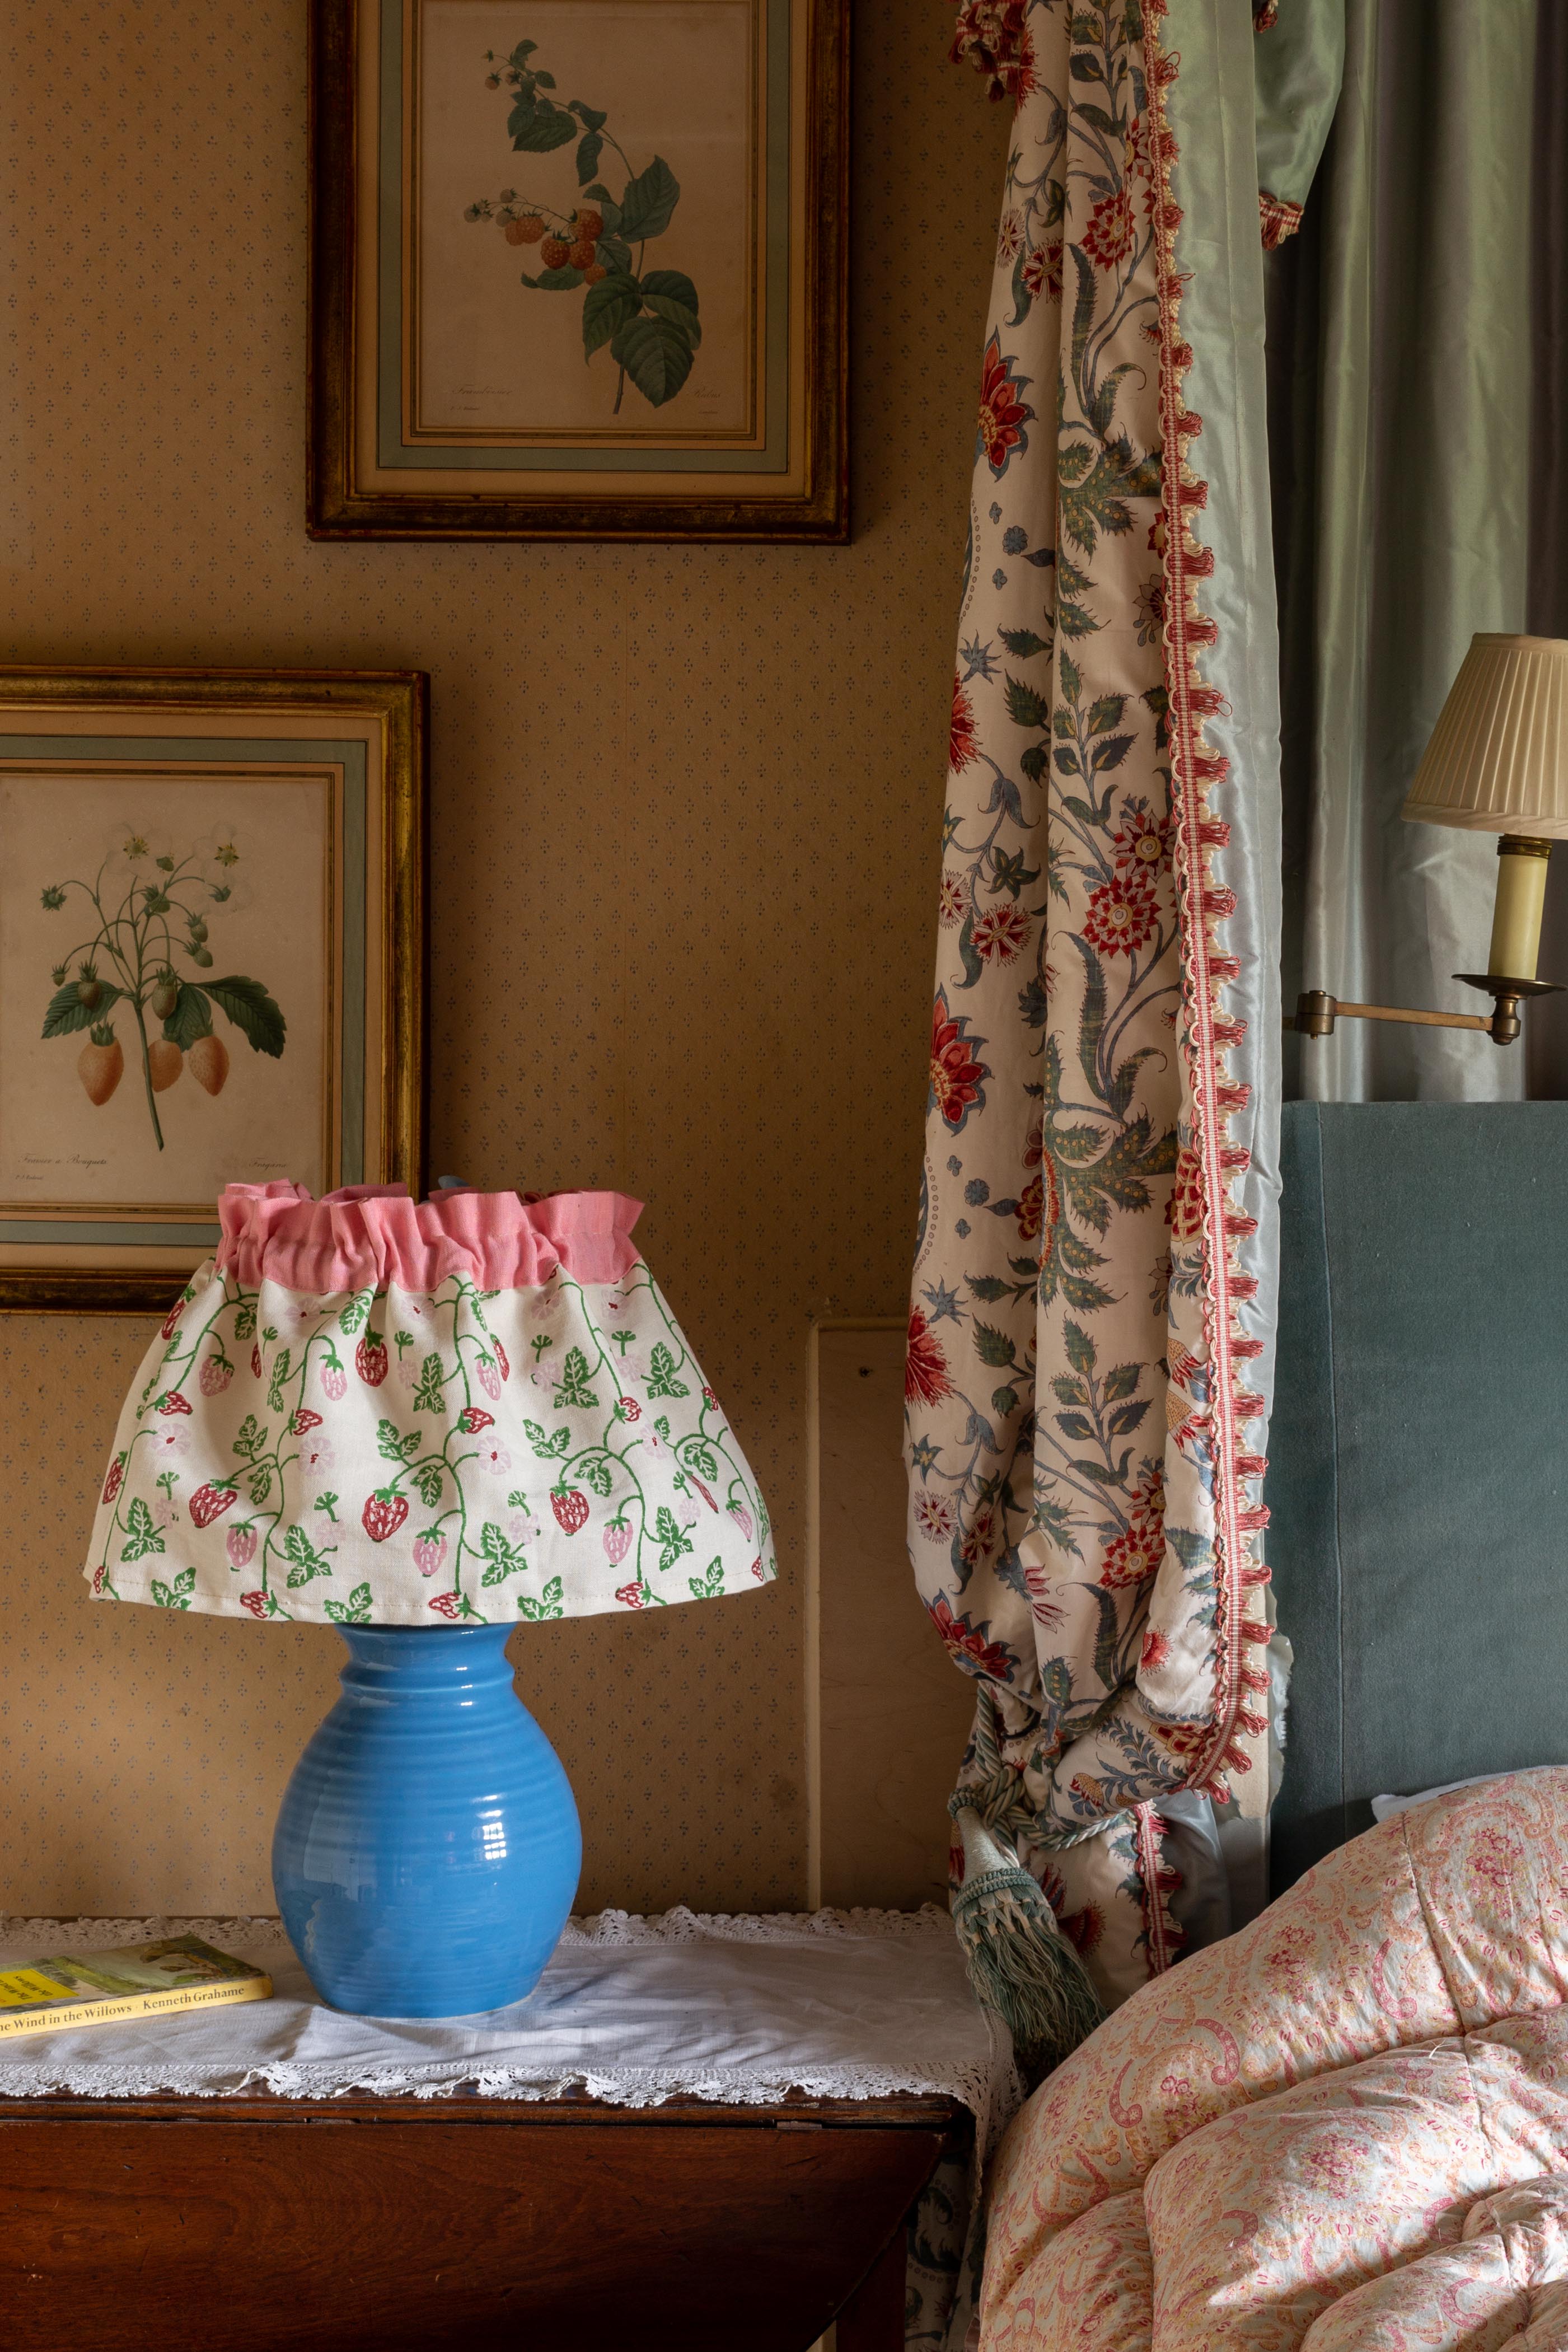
top-left (376, 0), bottom-right (793, 474)
top-left (0, 735), bottom-right (367, 1251)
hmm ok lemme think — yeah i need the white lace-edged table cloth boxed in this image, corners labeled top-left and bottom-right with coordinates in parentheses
top-left (1, 1907), bottom-right (1012, 2351)
top-left (0, 1905), bottom-right (1008, 2116)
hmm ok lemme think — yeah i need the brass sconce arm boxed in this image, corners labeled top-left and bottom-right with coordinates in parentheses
top-left (1286, 975), bottom-right (1564, 1049)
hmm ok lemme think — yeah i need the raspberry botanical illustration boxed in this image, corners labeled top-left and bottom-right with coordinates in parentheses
top-left (38, 831), bottom-right (285, 1150)
top-left (464, 39), bottom-right (701, 412)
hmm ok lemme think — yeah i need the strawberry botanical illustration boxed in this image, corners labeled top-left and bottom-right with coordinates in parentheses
top-left (320, 1346), bottom-right (348, 1401)
top-left (77, 1025), bottom-right (124, 1104)
top-left (458, 1406), bottom-right (494, 1434)
top-left (227, 1522), bottom-right (258, 1570)
top-left (101, 1453), bottom-right (127, 1507)
top-left (188, 1034), bottom-right (230, 1097)
top-left (199, 1352), bottom-right (235, 1396)
top-left (465, 39), bottom-right (701, 414)
top-left (355, 1330), bottom-right (389, 1387)
top-left (40, 837), bottom-right (285, 1148)
top-left (603, 1514), bottom-right (631, 1564)
top-left (39, 832), bottom-right (284, 1148)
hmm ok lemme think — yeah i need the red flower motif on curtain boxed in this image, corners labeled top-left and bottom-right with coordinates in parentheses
top-left (906, 1309), bottom-right (954, 1407)
top-left (926, 1595), bottom-right (1018, 1681)
top-left (975, 333), bottom-right (1033, 475)
top-left (929, 992), bottom-right (988, 1130)
top-left (949, 0), bottom-right (1035, 104)
top-left (1022, 239), bottom-right (1064, 302)
top-left (950, 676), bottom-right (980, 771)
top-left (1081, 188), bottom-right (1135, 273)
top-left (1081, 873), bottom-right (1160, 956)
top-left (971, 904), bottom-right (1031, 963)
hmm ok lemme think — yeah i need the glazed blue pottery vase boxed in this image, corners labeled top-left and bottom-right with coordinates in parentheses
top-left (272, 1624), bottom-right (581, 2019)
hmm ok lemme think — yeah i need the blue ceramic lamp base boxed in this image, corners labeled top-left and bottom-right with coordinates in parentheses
top-left (272, 1624), bottom-right (581, 2019)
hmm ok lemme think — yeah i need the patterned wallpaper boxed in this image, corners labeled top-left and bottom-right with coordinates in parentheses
top-left (0, 0), bottom-right (1004, 1915)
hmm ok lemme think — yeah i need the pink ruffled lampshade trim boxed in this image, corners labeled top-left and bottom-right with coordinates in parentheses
top-left (216, 1182), bottom-right (644, 1293)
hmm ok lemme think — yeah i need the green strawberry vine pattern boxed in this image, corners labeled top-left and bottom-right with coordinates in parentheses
top-left (464, 39), bottom-right (700, 413)
top-left (91, 1260), bottom-right (771, 1625)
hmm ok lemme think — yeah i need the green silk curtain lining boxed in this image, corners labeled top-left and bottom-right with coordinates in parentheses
top-left (1253, 0), bottom-right (1345, 214)
top-left (1279, 0), bottom-right (1538, 1101)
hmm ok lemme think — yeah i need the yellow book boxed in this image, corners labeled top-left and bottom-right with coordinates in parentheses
top-left (0, 1933), bottom-right (272, 2040)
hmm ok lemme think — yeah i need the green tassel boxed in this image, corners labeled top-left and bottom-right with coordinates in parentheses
top-left (951, 1808), bottom-right (1106, 2079)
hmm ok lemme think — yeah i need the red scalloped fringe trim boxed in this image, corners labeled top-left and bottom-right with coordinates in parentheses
top-left (1260, 190), bottom-right (1304, 250)
top-left (1133, 1802), bottom-right (1185, 1972)
top-left (1141, 4), bottom-right (1272, 1850)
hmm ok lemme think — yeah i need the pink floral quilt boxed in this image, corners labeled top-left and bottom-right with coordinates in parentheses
top-left (981, 1772), bottom-right (1568, 2348)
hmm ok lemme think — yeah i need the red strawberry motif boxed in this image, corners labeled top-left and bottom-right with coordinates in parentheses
top-left (92, 1563), bottom-right (108, 1595)
top-left (291, 1408), bottom-right (323, 1435)
top-left (251, 1343), bottom-right (263, 1378)
top-left (355, 1330), bottom-right (389, 1387)
top-left (692, 1476), bottom-right (717, 1512)
top-left (603, 1516), bottom-right (631, 1565)
top-left (240, 1588), bottom-right (270, 1619)
top-left (190, 1480), bottom-right (240, 1529)
top-left (227, 1523), bottom-right (258, 1570)
top-left (702, 1386), bottom-right (718, 1406)
top-left (616, 1396), bottom-right (642, 1422)
top-left (551, 1484), bottom-right (589, 1535)
top-left (199, 1354), bottom-right (233, 1396)
top-left (160, 1298), bottom-right (184, 1340)
top-left (615, 1579), bottom-right (647, 1610)
top-left (362, 1488), bottom-right (409, 1543)
top-left (494, 1339), bottom-right (510, 1383)
top-left (428, 1590), bottom-right (462, 1620)
top-left (458, 1406), bottom-right (494, 1435)
top-left (156, 1390), bottom-right (193, 1416)
top-left (750, 1557), bottom-right (765, 1581)
top-left (477, 1357), bottom-right (501, 1401)
top-left (101, 1453), bottom-right (127, 1507)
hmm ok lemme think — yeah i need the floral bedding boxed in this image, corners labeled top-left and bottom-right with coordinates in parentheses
top-left (981, 1771), bottom-right (1568, 2348)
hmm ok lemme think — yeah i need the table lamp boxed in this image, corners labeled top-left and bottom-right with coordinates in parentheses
top-left (83, 1182), bottom-right (776, 2020)
top-left (1290, 633), bottom-right (1568, 1047)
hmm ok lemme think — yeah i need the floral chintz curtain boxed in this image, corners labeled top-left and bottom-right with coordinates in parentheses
top-left (907, 0), bottom-right (1280, 2026)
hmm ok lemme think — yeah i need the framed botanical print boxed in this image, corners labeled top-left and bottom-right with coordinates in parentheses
top-left (0, 668), bottom-right (427, 1313)
top-left (307, 0), bottom-right (848, 540)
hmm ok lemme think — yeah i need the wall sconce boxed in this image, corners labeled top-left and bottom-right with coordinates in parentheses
top-left (1289, 633), bottom-right (1568, 1048)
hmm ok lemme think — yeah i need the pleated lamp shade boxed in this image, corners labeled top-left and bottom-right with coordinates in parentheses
top-left (1402, 634), bottom-right (1568, 836)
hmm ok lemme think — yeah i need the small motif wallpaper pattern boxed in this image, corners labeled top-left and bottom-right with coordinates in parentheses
top-left (0, 3), bottom-right (1005, 1911)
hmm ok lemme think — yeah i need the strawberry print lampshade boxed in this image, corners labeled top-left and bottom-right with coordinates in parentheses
top-left (85, 1183), bottom-right (776, 1627)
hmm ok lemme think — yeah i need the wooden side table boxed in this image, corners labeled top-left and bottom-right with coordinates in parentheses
top-left (1, 2086), bottom-right (969, 2350)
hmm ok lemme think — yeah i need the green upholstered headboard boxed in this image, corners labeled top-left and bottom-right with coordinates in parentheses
top-left (1268, 1101), bottom-right (1568, 1895)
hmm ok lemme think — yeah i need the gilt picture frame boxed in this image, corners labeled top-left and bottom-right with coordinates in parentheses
top-left (307, 0), bottom-right (848, 540)
top-left (0, 668), bottom-right (427, 1315)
